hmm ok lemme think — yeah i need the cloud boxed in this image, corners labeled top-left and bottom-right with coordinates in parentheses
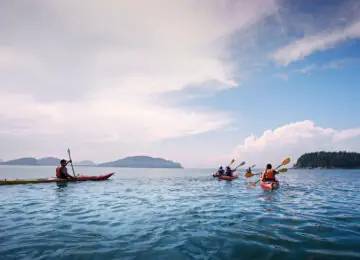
top-left (296, 65), bottom-right (316, 74)
top-left (272, 20), bottom-right (360, 66)
top-left (275, 73), bottom-right (289, 81)
top-left (233, 120), bottom-right (360, 166)
top-left (0, 0), bottom-right (278, 161)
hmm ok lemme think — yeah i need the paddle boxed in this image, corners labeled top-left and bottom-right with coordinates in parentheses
top-left (234, 161), bottom-right (246, 170)
top-left (67, 148), bottom-right (76, 177)
top-left (227, 159), bottom-right (235, 167)
top-left (249, 158), bottom-right (291, 187)
top-left (246, 158), bottom-right (290, 178)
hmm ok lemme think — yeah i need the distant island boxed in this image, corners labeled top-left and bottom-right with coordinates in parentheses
top-left (295, 151), bottom-right (360, 169)
top-left (97, 156), bottom-right (183, 168)
top-left (0, 155), bottom-right (183, 169)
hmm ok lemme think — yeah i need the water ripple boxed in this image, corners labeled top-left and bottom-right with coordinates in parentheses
top-left (0, 167), bottom-right (360, 259)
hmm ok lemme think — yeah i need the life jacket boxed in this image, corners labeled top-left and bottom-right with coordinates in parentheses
top-left (219, 169), bottom-right (225, 174)
top-left (264, 169), bottom-right (275, 179)
top-left (56, 166), bottom-right (62, 178)
top-left (226, 169), bottom-right (232, 175)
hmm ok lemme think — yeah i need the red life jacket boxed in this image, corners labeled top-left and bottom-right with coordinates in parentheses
top-left (264, 169), bottom-right (275, 179)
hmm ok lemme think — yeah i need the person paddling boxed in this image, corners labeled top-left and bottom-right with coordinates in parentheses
top-left (56, 159), bottom-right (75, 179)
top-left (225, 166), bottom-right (234, 177)
top-left (260, 163), bottom-right (279, 182)
top-left (217, 166), bottom-right (225, 176)
top-left (246, 167), bottom-right (252, 174)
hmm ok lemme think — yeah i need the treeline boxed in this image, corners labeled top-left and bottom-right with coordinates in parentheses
top-left (296, 151), bottom-right (360, 169)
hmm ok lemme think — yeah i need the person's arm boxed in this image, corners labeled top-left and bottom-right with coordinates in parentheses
top-left (260, 172), bottom-right (264, 180)
top-left (61, 167), bottom-right (75, 179)
top-left (65, 160), bottom-right (72, 166)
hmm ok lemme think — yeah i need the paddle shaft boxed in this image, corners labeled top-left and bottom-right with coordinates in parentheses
top-left (250, 162), bottom-right (285, 177)
top-left (67, 149), bottom-right (76, 177)
top-left (234, 161), bottom-right (246, 170)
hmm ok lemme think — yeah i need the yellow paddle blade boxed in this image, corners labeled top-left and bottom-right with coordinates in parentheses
top-left (230, 159), bottom-right (235, 165)
top-left (249, 182), bottom-right (257, 187)
top-left (279, 168), bottom-right (288, 173)
top-left (281, 158), bottom-right (291, 166)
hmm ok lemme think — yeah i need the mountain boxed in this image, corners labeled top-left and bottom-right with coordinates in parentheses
top-left (74, 160), bottom-right (96, 166)
top-left (0, 155), bottom-right (183, 168)
top-left (37, 157), bottom-right (61, 165)
top-left (1, 157), bottom-right (38, 165)
top-left (97, 156), bottom-right (183, 168)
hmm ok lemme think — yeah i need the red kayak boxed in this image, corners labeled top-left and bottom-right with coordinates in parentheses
top-left (0, 172), bottom-right (115, 185)
top-left (218, 174), bottom-right (239, 181)
top-left (260, 180), bottom-right (279, 190)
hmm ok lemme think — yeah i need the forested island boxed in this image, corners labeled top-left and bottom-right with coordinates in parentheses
top-left (97, 156), bottom-right (183, 168)
top-left (295, 151), bottom-right (360, 169)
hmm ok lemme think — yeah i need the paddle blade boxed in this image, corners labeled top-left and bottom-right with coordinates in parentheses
top-left (229, 159), bottom-right (235, 165)
top-left (281, 158), bottom-right (291, 166)
top-left (249, 182), bottom-right (257, 187)
top-left (279, 168), bottom-right (288, 173)
top-left (239, 161), bottom-right (245, 166)
top-left (251, 164), bottom-right (256, 168)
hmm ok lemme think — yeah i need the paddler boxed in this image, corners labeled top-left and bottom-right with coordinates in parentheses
top-left (56, 159), bottom-right (75, 179)
top-left (260, 163), bottom-right (279, 182)
top-left (246, 167), bottom-right (252, 174)
top-left (217, 166), bottom-right (225, 176)
top-left (225, 166), bottom-right (234, 177)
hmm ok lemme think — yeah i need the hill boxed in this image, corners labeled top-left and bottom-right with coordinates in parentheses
top-left (1, 157), bottom-right (38, 165)
top-left (37, 157), bottom-right (61, 165)
top-left (97, 156), bottom-right (183, 168)
top-left (295, 151), bottom-right (360, 169)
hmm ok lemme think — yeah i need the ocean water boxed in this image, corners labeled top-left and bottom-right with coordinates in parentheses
top-left (0, 166), bottom-right (359, 260)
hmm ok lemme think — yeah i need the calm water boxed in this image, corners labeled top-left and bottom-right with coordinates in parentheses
top-left (0, 166), bottom-right (359, 260)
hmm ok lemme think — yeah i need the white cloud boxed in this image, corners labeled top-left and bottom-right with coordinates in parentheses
top-left (296, 65), bottom-right (316, 74)
top-left (334, 128), bottom-right (360, 142)
top-left (276, 73), bottom-right (289, 81)
top-left (233, 120), bottom-right (360, 166)
top-left (0, 0), bottom-right (278, 162)
top-left (273, 20), bottom-right (360, 66)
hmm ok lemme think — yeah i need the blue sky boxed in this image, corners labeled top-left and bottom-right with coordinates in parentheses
top-left (0, 0), bottom-right (360, 167)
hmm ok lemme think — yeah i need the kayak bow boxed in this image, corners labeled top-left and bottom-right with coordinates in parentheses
top-left (218, 174), bottom-right (239, 181)
top-left (260, 179), bottom-right (279, 191)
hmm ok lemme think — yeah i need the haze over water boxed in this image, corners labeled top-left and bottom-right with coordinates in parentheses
top-left (0, 166), bottom-right (359, 259)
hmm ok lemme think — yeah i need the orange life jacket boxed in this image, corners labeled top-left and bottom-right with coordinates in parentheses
top-left (56, 166), bottom-right (62, 178)
top-left (264, 169), bottom-right (275, 179)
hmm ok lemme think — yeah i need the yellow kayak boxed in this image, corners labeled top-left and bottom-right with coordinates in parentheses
top-left (0, 172), bottom-right (114, 185)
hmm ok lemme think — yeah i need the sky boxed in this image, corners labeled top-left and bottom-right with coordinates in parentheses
top-left (1, 0), bottom-right (360, 167)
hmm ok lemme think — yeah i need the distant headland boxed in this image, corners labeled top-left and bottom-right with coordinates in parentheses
top-left (294, 151), bottom-right (360, 169)
top-left (0, 155), bottom-right (183, 169)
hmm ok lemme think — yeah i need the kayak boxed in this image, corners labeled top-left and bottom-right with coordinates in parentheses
top-left (213, 173), bottom-right (220, 177)
top-left (260, 180), bottom-right (279, 190)
top-left (0, 172), bottom-right (115, 185)
top-left (218, 174), bottom-right (239, 181)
